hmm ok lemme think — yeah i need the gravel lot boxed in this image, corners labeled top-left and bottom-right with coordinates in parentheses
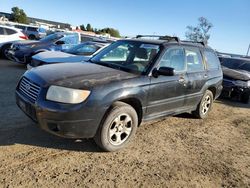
top-left (0, 59), bottom-right (249, 188)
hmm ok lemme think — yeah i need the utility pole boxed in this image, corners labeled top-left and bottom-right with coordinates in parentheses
top-left (247, 44), bottom-right (250, 56)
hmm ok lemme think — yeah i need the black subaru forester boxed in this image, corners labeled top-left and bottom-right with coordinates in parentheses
top-left (16, 36), bottom-right (223, 151)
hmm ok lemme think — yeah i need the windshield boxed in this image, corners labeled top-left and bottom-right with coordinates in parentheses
top-left (40, 33), bottom-right (63, 42)
top-left (220, 57), bottom-right (250, 72)
top-left (90, 40), bottom-right (160, 74)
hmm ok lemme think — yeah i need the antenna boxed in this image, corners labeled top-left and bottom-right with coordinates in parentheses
top-left (246, 44), bottom-right (250, 56)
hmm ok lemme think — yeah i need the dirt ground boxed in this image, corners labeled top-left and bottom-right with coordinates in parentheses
top-left (0, 59), bottom-right (249, 188)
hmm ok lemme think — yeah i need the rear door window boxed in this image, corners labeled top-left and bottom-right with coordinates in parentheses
top-left (158, 47), bottom-right (186, 73)
top-left (204, 50), bottom-right (221, 70)
top-left (185, 47), bottom-right (204, 72)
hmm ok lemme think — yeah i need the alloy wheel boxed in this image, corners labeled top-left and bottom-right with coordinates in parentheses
top-left (201, 95), bottom-right (211, 115)
top-left (108, 113), bottom-right (133, 146)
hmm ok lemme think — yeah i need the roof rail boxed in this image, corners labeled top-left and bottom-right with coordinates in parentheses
top-left (181, 40), bottom-right (207, 46)
top-left (136, 35), bottom-right (180, 43)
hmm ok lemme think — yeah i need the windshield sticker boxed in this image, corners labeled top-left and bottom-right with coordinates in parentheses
top-left (140, 44), bottom-right (159, 49)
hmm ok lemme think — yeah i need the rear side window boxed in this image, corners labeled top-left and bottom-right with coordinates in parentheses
top-left (27, 27), bottom-right (38, 32)
top-left (5, 28), bottom-right (17, 35)
top-left (204, 50), bottom-right (220, 70)
top-left (159, 47), bottom-right (186, 72)
top-left (185, 48), bottom-right (204, 72)
top-left (15, 25), bottom-right (26, 30)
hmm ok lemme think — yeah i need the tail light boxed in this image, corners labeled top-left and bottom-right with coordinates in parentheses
top-left (19, 33), bottom-right (28, 40)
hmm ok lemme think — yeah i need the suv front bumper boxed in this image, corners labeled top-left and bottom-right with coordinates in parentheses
top-left (16, 91), bottom-right (106, 139)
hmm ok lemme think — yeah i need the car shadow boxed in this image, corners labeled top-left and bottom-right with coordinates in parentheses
top-left (0, 123), bottom-right (102, 153)
top-left (0, 59), bottom-right (26, 69)
top-left (216, 98), bottom-right (250, 109)
top-left (5, 63), bottom-right (26, 70)
top-left (174, 113), bottom-right (197, 119)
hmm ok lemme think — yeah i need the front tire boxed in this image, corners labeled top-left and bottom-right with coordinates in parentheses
top-left (94, 102), bottom-right (138, 152)
top-left (0, 43), bottom-right (12, 59)
top-left (193, 90), bottom-right (214, 119)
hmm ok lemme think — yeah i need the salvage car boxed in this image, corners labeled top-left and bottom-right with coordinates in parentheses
top-left (7, 32), bottom-right (80, 64)
top-left (219, 56), bottom-right (250, 103)
top-left (27, 41), bottom-right (110, 69)
top-left (16, 36), bottom-right (223, 151)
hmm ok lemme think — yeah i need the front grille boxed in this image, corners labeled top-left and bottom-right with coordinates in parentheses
top-left (19, 77), bottom-right (41, 103)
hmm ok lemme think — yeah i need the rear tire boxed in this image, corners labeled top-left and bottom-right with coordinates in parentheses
top-left (94, 102), bottom-right (138, 152)
top-left (28, 34), bottom-right (36, 40)
top-left (192, 90), bottom-right (214, 119)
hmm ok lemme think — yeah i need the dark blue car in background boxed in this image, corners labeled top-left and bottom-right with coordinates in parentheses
top-left (7, 32), bottom-right (80, 64)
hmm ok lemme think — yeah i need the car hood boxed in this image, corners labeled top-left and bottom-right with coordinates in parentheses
top-left (222, 66), bottom-right (250, 81)
top-left (26, 62), bottom-right (138, 89)
top-left (32, 51), bottom-right (89, 63)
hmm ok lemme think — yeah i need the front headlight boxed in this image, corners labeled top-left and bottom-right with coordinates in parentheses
top-left (46, 85), bottom-right (91, 104)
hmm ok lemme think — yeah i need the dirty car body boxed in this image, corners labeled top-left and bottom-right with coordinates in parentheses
top-left (16, 37), bottom-right (223, 151)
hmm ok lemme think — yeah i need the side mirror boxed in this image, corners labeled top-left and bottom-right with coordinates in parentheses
top-left (152, 67), bottom-right (175, 78)
top-left (55, 40), bottom-right (65, 45)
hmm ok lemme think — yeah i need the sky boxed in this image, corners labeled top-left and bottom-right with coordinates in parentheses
top-left (1, 0), bottom-right (250, 54)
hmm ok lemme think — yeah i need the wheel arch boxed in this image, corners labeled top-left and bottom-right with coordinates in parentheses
top-left (118, 98), bottom-right (143, 126)
top-left (207, 86), bottom-right (216, 99)
top-left (102, 97), bottom-right (143, 127)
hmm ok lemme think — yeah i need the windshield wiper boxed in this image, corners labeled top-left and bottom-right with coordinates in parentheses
top-left (90, 61), bottom-right (120, 69)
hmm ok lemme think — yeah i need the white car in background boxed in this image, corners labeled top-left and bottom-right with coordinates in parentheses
top-left (0, 25), bottom-right (27, 58)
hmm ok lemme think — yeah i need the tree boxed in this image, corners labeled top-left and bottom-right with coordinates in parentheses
top-left (185, 17), bottom-right (213, 43)
top-left (80, 24), bottom-right (85, 31)
top-left (99, 28), bottom-right (121, 38)
top-left (86, 23), bottom-right (93, 32)
top-left (10, 7), bottom-right (28, 24)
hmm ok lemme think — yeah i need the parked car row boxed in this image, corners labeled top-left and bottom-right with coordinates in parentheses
top-left (6, 32), bottom-right (81, 64)
top-left (28, 41), bottom-right (110, 69)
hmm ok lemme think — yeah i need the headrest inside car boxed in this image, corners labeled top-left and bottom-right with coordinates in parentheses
top-left (135, 48), bottom-right (148, 59)
top-left (187, 55), bottom-right (195, 64)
